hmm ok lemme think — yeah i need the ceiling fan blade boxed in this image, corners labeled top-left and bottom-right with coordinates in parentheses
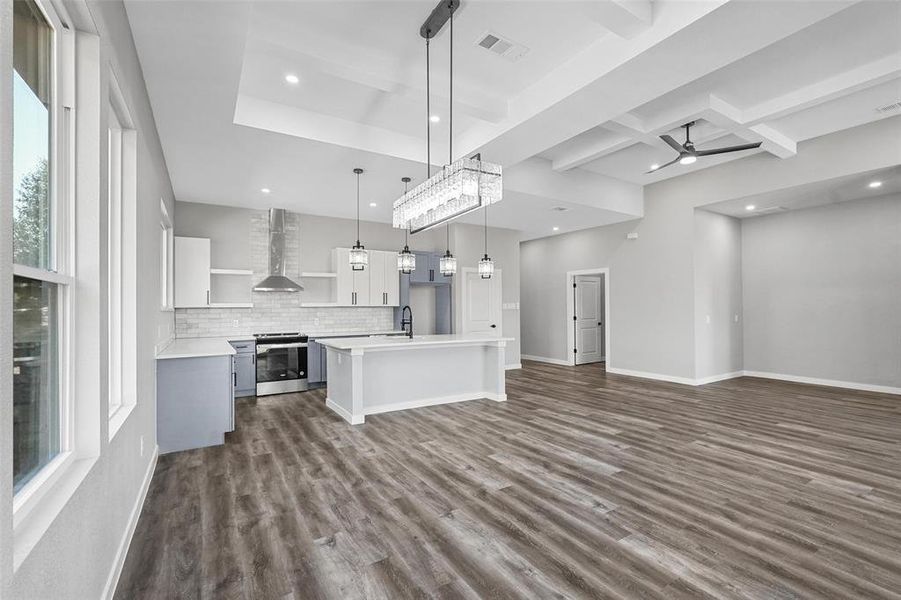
top-left (645, 156), bottom-right (682, 174)
top-left (659, 134), bottom-right (684, 152)
top-left (696, 142), bottom-right (762, 157)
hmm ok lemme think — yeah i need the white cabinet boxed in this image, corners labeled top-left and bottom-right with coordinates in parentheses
top-left (174, 236), bottom-right (211, 307)
top-left (334, 247), bottom-right (370, 306)
top-left (369, 250), bottom-right (400, 307)
top-left (333, 248), bottom-right (398, 307)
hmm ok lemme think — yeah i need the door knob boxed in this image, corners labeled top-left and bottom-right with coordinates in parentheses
top-left (490, 324), bottom-right (496, 328)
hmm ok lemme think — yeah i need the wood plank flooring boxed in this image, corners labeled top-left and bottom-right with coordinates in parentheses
top-left (115, 362), bottom-right (901, 599)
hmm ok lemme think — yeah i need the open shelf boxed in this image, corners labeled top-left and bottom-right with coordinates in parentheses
top-left (210, 268), bottom-right (254, 276)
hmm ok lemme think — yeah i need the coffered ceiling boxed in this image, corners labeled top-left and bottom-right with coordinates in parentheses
top-left (125, 0), bottom-right (901, 240)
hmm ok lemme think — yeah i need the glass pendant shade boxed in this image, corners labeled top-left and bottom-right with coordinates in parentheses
top-left (478, 254), bottom-right (494, 279)
top-left (350, 242), bottom-right (368, 271)
top-left (439, 251), bottom-right (456, 276)
top-left (393, 158), bottom-right (503, 233)
top-left (397, 246), bottom-right (416, 274)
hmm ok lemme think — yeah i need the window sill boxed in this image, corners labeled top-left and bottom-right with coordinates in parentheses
top-left (13, 453), bottom-right (98, 571)
top-left (109, 402), bottom-right (136, 441)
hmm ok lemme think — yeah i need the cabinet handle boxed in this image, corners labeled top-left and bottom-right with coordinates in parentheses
top-left (233, 372), bottom-right (237, 386)
top-left (430, 269), bottom-right (434, 281)
top-left (206, 290), bottom-right (210, 305)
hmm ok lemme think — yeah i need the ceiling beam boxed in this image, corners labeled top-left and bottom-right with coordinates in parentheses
top-left (589, 0), bottom-right (653, 39)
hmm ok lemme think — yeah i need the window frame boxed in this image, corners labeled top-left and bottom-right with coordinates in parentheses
top-left (160, 199), bottom-right (174, 311)
top-left (11, 0), bottom-right (76, 522)
top-left (106, 67), bottom-right (137, 434)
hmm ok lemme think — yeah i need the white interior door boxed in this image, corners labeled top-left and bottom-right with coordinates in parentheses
top-left (575, 275), bottom-right (603, 364)
top-left (462, 268), bottom-right (502, 335)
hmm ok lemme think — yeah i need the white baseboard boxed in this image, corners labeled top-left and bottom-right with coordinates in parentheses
top-left (742, 371), bottom-right (901, 395)
top-left (505, 363), bottom-right (522, 370)
top-left (605, 366), bottom-right (697, 386)
top-left (326, 398), bottom-right (364, 425)
top-left (365, 392), bottom-right (506, 418)
top-left (102, 445), bottom-right (159, 600)
top-left (695, 371), bottom-right (744, 385)
top-left (522, 354), bottom-right (572, 367)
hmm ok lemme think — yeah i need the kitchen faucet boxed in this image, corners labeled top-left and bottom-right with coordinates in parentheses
top-left (401, 305), bottom-right (414, 339)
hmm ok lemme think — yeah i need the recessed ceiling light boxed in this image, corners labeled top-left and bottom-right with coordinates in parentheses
top-left (261, 188), bottom-right (271, 194)
top-left (369, 202), bottom-right (377, 207)
top-left (553, 226), bottom-right (559, 231)
top-left (679, 155), bottom-right (697, 165)
top-left (284, 74), bottom-right (300, 84)
top-left (868, 180), bottom-right (882, 188)
top-left (649, 163), bottom-right (659, 170)
top-left (745, 204), bottom-right (756, 211)
top-left (430, 115), bottom-right (440, 123)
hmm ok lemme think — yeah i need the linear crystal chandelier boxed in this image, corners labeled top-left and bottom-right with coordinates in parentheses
top-left (392, 0), bottom-right (503, 235)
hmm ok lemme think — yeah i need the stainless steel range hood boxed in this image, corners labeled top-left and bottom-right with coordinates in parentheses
top-left (253, 209), bottom-right (303, 292)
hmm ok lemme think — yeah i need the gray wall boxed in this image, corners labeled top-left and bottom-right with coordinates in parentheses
top-left (694, 209), bottom-right (743, 379)
top-left (742, 194), bottom-right (901, 388)
top-left (4, 1), bottom-right (177, 598)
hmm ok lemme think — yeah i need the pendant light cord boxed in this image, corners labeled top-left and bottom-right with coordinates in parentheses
top-left (449, 2), bottom-right (453, 165)
top-left (484, 202), bottom-right (488, 254)
top-left (404, 178), bottom-right (410, 246)
top-left (356, 171), bottom-right (360, 242)
top-left (426, 37), bottom-right (431, 180)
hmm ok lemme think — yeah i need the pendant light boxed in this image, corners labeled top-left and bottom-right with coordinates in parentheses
top-left (349, 168), bottom-right (368, 271)
top-left (397, 177), bottom-right (416, 274)
top-left (478, 201), bottom-right (494, 279)
top-left (439, 224), bottom-right (456, 276)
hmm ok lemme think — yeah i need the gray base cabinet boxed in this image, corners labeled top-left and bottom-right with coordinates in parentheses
top-left (157, 355), bottom-right (233, 454)
top-left (230, 340), bottom-right (256, 397)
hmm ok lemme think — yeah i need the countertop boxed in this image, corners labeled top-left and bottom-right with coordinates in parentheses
top-left (319, 333), bottom-right (513, 352)
top-left (157, 337), bottom-right (237, 360)
top-left (307, 329), bottom-right (407, 339)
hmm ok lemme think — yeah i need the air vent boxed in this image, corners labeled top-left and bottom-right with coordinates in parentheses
top-left (551, 206), bottom-right (570, 212)
top-left (875, 100), bottom-right (901, 114)
top-left (475, 31), bottom-right (529, 62)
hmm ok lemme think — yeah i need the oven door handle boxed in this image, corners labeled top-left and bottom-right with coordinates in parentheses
top-left (257, 342), bottom-right (308, 352)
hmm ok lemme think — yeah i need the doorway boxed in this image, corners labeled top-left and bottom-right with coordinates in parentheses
top-left (566, 268), bottom-right (610, 367)
top-left (461, 267), bottom-right (503, 335)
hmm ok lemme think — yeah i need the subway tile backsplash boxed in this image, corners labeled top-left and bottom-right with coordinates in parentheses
top-left (175, 305), bottom-right (394, 338)
top-left (175, 210), bottom-right (395, 338)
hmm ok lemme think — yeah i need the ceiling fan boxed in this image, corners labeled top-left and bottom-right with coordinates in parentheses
top-left (647, 121), bottom-right (762, 173)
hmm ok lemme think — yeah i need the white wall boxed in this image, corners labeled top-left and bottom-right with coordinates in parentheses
top-left (520, 117), bottom-right (901, 382)
top-left (742, 194), bottom-right (901, 389)
top-left (693, 209), bottom-right (743, 380)
top-left (2, 1), bottom-right (176, 597)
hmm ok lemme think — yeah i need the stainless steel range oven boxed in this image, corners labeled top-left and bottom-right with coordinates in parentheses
top-left (254, 333), bottom-right (309, 396)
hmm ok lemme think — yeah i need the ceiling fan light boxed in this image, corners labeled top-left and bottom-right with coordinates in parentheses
top-left (679, 155), bottom-right (697, 165)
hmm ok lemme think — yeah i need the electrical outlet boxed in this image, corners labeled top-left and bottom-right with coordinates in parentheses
top-left (314, 317), bottom-right (320, 327)
top-left (232, 319), bottom-right (239, 328)
top-left (734, 314), bottom-right (739, 323)
top-left (705, 314), bottom-right (711, 325)
top-left (140, 435), bottom-right (145, 457)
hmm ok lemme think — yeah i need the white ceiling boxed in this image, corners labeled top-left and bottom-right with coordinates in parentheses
top-left (703, 165), bottom-right (901, 218)
top-left (124, 0), bottom-right (901, 241)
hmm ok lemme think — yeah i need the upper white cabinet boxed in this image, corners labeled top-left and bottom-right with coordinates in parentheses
top-left (174, 236), bottom-right (211, 307)
top-left (369, 250), bottom-right (400, 307)
top-left (334, 247), bottom-right (370, 306)
top-left (333, 248), bottom-right (398, 307)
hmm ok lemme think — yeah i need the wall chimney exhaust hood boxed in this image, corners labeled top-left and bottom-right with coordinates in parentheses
top-left (253, 208), bottom-right (303, 292)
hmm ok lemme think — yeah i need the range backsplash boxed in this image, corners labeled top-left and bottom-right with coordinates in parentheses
top-left (175, 305), bottom-right (395, 338)
top-left (175, 210), bottom-right (395, 338)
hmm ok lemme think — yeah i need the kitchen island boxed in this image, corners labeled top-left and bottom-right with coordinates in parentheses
top-left (319, 334), bottom-right (512, 424)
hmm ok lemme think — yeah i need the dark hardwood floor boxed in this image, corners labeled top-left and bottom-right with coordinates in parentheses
top-left (115, 361), bottom-right (901, 599)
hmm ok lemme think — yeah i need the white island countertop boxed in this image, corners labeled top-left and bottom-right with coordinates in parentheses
top-left (157, 338), bottom-right (237, 360)
top-left (319, 333), bottom-right (513, 352)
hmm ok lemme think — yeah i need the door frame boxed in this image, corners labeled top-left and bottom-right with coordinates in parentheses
top-left (460, 267), bottom-right (502, 335)
top-left (565, 268), bottom-right (610, 367)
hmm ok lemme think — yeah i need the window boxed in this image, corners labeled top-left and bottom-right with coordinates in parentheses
top-left (107, 72), bottom-right (137, 425)
top-left (12, 0), bottom-right (70, 493)
top-left (160, 200), bottom-right (174, 310)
